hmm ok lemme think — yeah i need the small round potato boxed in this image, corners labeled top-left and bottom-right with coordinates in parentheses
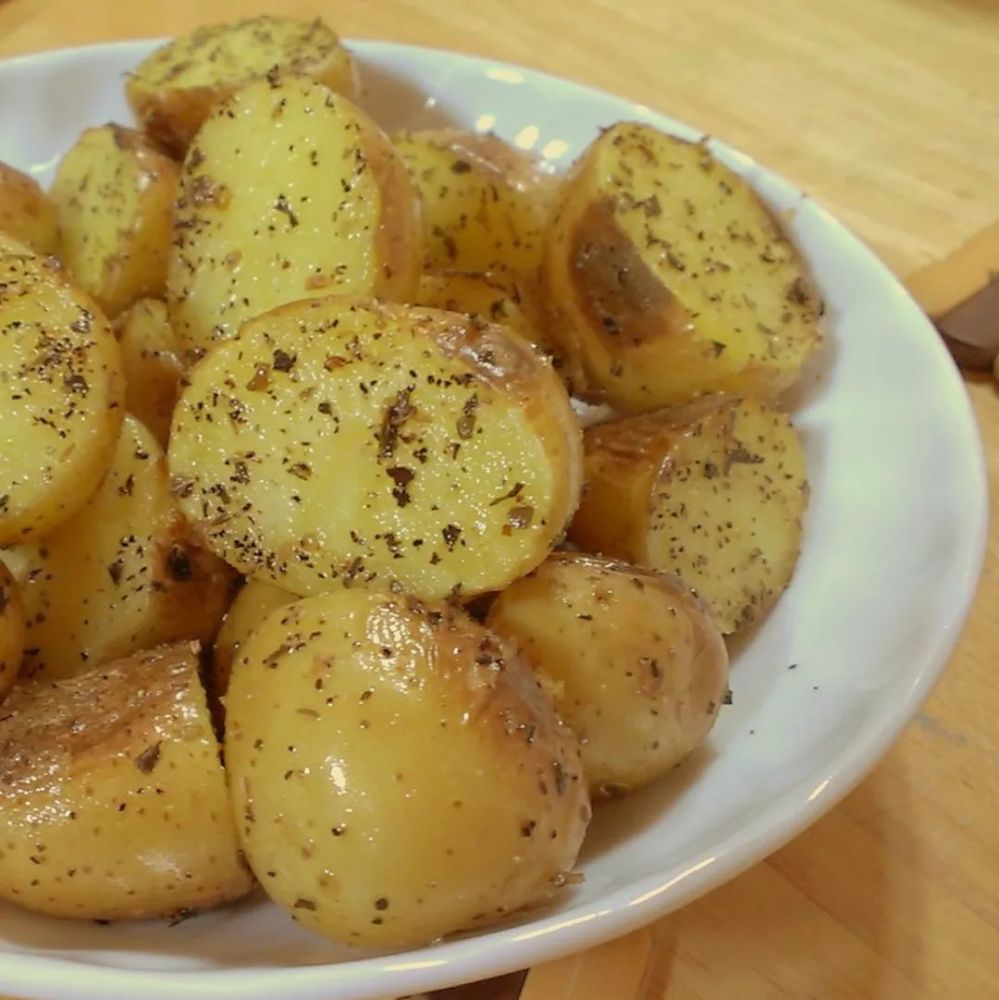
top-left (0, 162), bottom-right (60, 256)
top-left (226, 587), bottom-right (590, 948)
top-left (0, 563), bottom-right (24, 702)
top-left (487, 553), bottom-right (729, 796)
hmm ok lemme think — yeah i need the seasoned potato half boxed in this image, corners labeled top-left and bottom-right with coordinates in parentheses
top-left (0, 234), bottom-right (124, 544)
top-left (487, 552), bottom-right (728, 795)
top-left (51, 125), bottom-right (179, 318)
top-left (126, 15), bottom-right (359, 157)
top-left (569, 396), bottom-right (808, 633)
top-left (169, 298), bottom-right (582, 601)
top-left (168, 77), bottom-right (420, 357)
top-left (114, 298), bottom-right (184, 448)
top-left (0, 642), bottom-right (253, 920)
top-left (2, 416), bottom-right (235, 680)
top-left (0, 162), bottom-right (60, 256)
top-left (543, 123), bottom-right (822, 410)
top-left (0, 563), bottom-right (24, 702)
top-left (395, 130), bottom-right (554, 284)
top-left (227, 587), bottom-right (589, 947)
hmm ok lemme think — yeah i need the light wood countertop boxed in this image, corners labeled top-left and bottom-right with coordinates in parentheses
top-left (1, 2), bottom-right (996, 997)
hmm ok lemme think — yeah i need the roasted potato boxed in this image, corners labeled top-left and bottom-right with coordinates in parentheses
top-left (0, 234), bottom-right (124, 545)
top-left (0, 563), bottom-right (24, 702)
top-left (569, 396), bottom-right (808, 633)
top-left (0, 642), bottom-right (253, 920)
top-left (167, 76), bottom-right (421, 358)
top-left (226, 586), bottom-right (589, 948)
top-left (487, 552), bottom-right (728, 795)
top-left (395, 130), bottom-right (554, 284)
top-left (50, 124), bottom-right (179, 318)
top-left (168, 297), bottom-right (582, 601)
top-left (114, 298), bottom-right (184, 448)
top-left (542, 123), bottom-right (822, 410)
top-left (2, 415), bottom-right (235, 680)
top-left (126, 15), bottom-right (359, 158)
top-left (0, 162), bottom-right (60, 256)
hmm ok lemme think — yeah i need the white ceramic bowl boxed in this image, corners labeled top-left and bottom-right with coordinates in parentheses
top-left (0, 38), bottom-right (987, 1000)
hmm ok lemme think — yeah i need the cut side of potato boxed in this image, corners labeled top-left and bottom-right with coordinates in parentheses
top-left (2, 415), bottom-right (235, 680)
top-left (487, 552), bottom-right (728, 796)
top-left (168, 297), bottom-right (582, 601)
top-left (0, 234), bottom-right (124, 545)
top-left (0, 563), bottom-right (24, 702)
top-left (543, 123), bottom-right (823, 410)
top-left (0, 642), bottom-right (253, 920)
top-left (126, 15), bottom-right (359, 157)
top-left (0, 162), bottom-right (61, 256)
top-left (50, 124), bottom-right (179, 319)
top-left (167, 76), bottom-right (421, 358)
top-left (226, 586), bottom-right (589, 948)
top-left (569, 396), bottom-right (808, 633)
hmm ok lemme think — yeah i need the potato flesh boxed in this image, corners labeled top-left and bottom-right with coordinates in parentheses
top-left (0, 162), bottom-right (60, 256)
top-left (51, 125), bottom-right (178, 318)
top-left (168, 298), bottom-right (582, 600)
top-left (570, 397), bottom-right (808, 633)
top-left (543, 123), bottom-right (822, 409)
top-left (0, 234), bottom-right (124, 544)
top-left (0, 642), bottom-right (253, 920)
top-left (0, 563), bottom-right (24, 701)
top-left (2, 415), bottom-right (234, 680)
top-left (167, 77), bottom-right (421, 357)
top-left (226, 587), bottom-right (589, 947)
top-left (487, 553), bottom-right (728, 794)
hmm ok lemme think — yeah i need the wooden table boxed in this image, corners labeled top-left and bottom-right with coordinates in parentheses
top-left (1, 2), bottom-right (997, 997)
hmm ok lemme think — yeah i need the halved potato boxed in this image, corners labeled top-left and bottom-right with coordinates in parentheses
top-left (0, 563), bottom-right (24, 702)
top-left (0, 642), bottom-right (253, 920)
top-left (487, 552), bottom-right (728, 795)
top-left (226, 586), bottom-right (589, 948)
top-left (167, 76), bottom-right (421, 358)
top-left (50, 124), bottom-right (179, 318)
top-left (569, 396), bottom-right (808, 633)
top-left (542, 123), bottom-right (823, 410)
top-left (126, 15), bottom-right (359, 157)
top-left (2, 415), bottom-right (235, 680)
top-left (168, 297), bottom-right (582, 601)
top-left (0, 234), bottom-right (124, 545)
top-left (0, 162), bottom-right (60, 256)
top-left (114, 298), bottom-right (184, 448)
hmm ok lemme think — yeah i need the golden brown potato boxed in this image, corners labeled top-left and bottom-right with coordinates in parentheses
top-left (0, 642), bottom-right (253, 920)
top-left (569, 396), bottom-right (808, 633)
top-left (542, 123), bottom-right (823, 410)
top-left (0, 234), bottom-right (124, 545)
top-left (2, 415), bottom-right (235, 680)
top-left (167, 76), bottom-right (421, 358)
top-left (126, 15), bottom-right (359, 158)
top-left (0, 162), bottom-right (60, 256)
top-left (395, 130), bottom-right (554, 284)
top-left (114, 298), bottom-right (184, 448)
top-left (226, 587), bottom-right (589, 948)
top-left (487, 552), bottom-right (728, 795)
top-left (168, 297), bottom-right (582, 601)
top-left (50, 124), bottom-right (179, 318)
top-left (0, 563), bottom-right (24, 702)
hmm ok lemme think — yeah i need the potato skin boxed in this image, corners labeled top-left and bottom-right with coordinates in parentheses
top-left (168, 297), bottom-right (582, 601)
top-left (51, 124), bottom-right (179, 318)
top-left (487, 552), bottom-right (728, 795)
top-left (167, 76), bottom-right (420, 357)
top-left (0, 642), bottom-right (253, 920)
top-left (542, 123), bottom-right (822, 410)
top-left (226, 587), bottom-right (589, 948)
top-left (126, 15), bottom-right (359, 158)
top-left (0, 162), bottom-right (60, 256)
top-left (0, 234), bottom-right (124, 545)
top-left (0, 563), bottom-right (24, 702)
top-left (569, 396), bottom-right (808, 633)
top-left (2, 416), bottom-right (235, 680)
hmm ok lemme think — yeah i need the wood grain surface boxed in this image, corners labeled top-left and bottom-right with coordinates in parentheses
top-left (1, 2), bottom-right (997, 998)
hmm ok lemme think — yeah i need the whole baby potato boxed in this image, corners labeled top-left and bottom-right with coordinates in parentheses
top-left (0, 563), bottom-right (24, 702)
top-left (226, 587), bottom-right (590, 948)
